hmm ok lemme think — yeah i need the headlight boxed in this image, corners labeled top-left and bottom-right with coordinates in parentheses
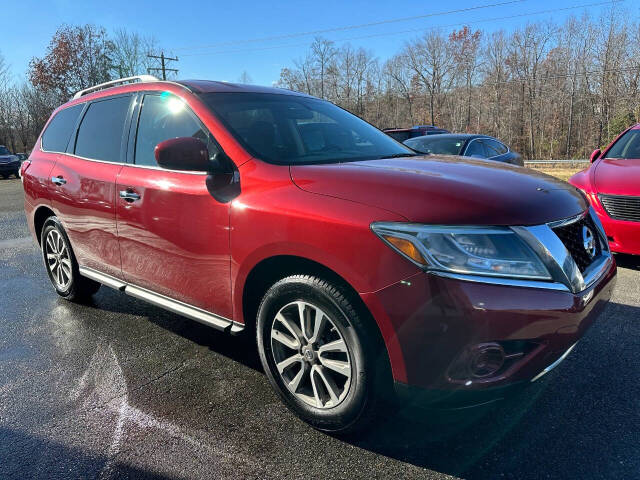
top-left (371, 223), bottom-right (551, 280)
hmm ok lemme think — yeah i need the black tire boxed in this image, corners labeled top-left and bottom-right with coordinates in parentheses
top-left (41, 217), bottom-right (101, 302)
top-left (1, 174), bottom-right (8, 179)
top-left (256, 275), bottom-right (387, 434)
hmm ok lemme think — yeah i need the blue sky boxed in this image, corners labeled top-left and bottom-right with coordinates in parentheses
top-left (1, 0), bottom-right (634, 86)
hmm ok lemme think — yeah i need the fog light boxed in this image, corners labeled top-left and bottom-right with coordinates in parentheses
top-left (469, 343), bottom-right (505, 378)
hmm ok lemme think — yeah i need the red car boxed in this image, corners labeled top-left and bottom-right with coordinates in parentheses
top-left (22, 76), bottom-right (615, 433)
top-left (570, 124), bottom-right (640, 255)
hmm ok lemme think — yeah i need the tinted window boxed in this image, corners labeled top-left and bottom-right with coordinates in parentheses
top-left (484, 138), bottom-right (508, 157)
top-left (404, 136), bottom-right (465, 155)
top-left (465, 140), bottom-right (487, 158)
top-left (202, 93), bottom-right (415, 165)
top-left (605, 129), bottom-right (640, 159)
top-left (387, 131), bottom-right (410, 142)
top-left (41, 104), bottom-right (83, 153)
top-left (75, 96), bottom-right (131, 162)
top-left (0, 146), bottom-right (10, 155)
top-left (135, 94), bottom-right (217, 168)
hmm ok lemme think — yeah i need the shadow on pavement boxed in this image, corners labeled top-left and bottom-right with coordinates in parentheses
top-left (71, 286), bottom-right (640, 479)
top-left (0, 427), bottom-right (178, 479)
top-left (614, 253), bottom-right (640, 271)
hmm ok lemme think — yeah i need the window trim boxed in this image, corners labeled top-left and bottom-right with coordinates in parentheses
top-left (128, 90), bottom-right (224, 174)
top-left (483, 138), bottom-right (510, 158)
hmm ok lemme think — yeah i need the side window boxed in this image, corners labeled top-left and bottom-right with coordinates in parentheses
top-left (465, 140), bottom-right (487, 158)
top-left (134, 94), bottom-right (217, 168)
top-left (75, 96), bottom-right (131, 162)
top-left (41, 104), bottom-right (83, 153)
top-left (387, 131), bottom-right (410, 142)
top-left (485, 139), bottom-right (508, 157)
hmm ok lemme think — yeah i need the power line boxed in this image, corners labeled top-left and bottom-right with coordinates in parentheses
top-left (147, 52), bottom-right (179, 80)
top-left (180, 0), bottom-right (623, 58)
top-left (175, 0), bottom-right (528, 52)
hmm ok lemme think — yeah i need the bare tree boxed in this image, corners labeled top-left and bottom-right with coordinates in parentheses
top-left (110, 28), bottom-right (158, 77)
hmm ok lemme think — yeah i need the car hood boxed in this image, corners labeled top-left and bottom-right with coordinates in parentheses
top-left (290, 155), bottom-right (587, 225)
top-left (594, 158), bottom-right (640, 195)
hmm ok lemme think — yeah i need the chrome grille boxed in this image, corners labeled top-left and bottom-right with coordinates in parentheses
top-left (551, 215), bottom-right (601, 273)
top-left (599, 194), bottom-right (640, 222)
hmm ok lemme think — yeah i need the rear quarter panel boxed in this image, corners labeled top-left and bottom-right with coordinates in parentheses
top-left (22, 145), bottom-right (58, 241)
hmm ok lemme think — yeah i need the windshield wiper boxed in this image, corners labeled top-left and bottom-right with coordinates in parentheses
top-left (382, 152), bottom-right (421, 159)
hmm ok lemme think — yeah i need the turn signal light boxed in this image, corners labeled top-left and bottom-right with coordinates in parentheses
top-left (382, 235), bottom-right (427, 266)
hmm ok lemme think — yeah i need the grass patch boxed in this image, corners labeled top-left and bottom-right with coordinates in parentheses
top-left (528, 164), bottom-right (587, 182)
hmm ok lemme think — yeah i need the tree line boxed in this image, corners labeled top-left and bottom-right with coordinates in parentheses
top-left (277, 9), bottom-right (640, 159)
top-left (0, 25), bottom-right (169, 153)
top-left (1, 8), bottom-right (639, 159)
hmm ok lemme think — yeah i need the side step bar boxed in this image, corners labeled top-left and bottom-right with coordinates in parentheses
top-left (79, 267), bottom-right (244, 335)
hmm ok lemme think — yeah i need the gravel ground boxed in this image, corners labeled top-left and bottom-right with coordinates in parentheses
top-left (1, 177), bottom-right (638, 479)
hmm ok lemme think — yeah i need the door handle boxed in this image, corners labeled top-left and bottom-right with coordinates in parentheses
top-left (51, 176), bottom-right (66, 185)
top-left (119, 190), bottom-right (141, 202)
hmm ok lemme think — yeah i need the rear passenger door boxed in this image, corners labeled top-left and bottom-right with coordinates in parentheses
top-left (115, 92), bottom-right (233, 319)
top-left (50, 94), bottom-right (134, 279)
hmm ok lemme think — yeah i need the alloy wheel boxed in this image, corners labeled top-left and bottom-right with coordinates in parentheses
top-left (45, 229), bottom-right (72, 290)
top-left (270, 301), bottom-right (352, 409)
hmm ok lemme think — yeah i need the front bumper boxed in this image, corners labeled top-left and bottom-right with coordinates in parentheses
top-left (597, 211), bottom-right (640, 255)
top-left (362, 255), bottom-right (616, 405)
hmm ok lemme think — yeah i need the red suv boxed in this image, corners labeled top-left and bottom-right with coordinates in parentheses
top-left (23, 77), bottom-right (616, 433)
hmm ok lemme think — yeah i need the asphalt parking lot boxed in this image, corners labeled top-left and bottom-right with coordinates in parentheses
top-left (0, 177), bottom-right (638, 479)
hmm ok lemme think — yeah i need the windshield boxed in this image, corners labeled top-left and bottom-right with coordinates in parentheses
top-left (0, 146), bottom-right (11, 155)
top-left (605, 129), bottom-right (640, 159)
top-left (404, 136), bottom-right (465, 155)
top-left (201, 92), bottom-right (415, 165)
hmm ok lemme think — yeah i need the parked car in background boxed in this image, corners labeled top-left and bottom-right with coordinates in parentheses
top-left (404, 133), bottom-right (524, 166)
top-left (383, 125), bottom-right (449, 142)
top-left (23, 76), bottom-right (615, 434)
top-left (0, 145), bottom-right (21, 179)
top-left (570, 124), bottom-right (640, 255)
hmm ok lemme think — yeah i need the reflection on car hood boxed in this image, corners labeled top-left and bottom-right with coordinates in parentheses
top-left (0, 155), bottom-right (18, 163)
top-left (290, 155), bottom-right (587, 225)
top-left (594, 158), bottom-right (640, 196)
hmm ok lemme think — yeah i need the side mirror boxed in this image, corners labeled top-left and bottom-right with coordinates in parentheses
top-left (590, 148), bottom-right (601, 163)
top-left (155, 137), bottom-right (209, 171)
top-left (206, 151), bottom-right (241, 203)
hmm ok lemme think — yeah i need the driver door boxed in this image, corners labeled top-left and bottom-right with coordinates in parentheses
top-left (115, 92), bottom-right (233, 319)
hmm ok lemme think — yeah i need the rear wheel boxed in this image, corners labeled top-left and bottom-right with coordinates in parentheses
top-left (41, 217), bottom-right (101, 302)
top-left (1, 174), bottom-right (8, 179)
top-left (256, 275), bottom-right (386, 434)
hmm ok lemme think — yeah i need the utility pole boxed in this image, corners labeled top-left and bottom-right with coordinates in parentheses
top-left (147, 52), bottom-right (179, 80)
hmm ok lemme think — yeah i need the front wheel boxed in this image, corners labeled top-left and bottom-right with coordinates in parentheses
top-left (41, 217), bottom-right (101, 302)
top-left (256, 275), bottom-right (386, 434)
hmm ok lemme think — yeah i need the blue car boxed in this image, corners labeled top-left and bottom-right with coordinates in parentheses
top-left (0, 146), bottom-right (21, 179)
top-left (404, 134), bottom-right (524, 166)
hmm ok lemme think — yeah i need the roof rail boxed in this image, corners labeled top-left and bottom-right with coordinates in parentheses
top-left (72, 75), bottom-right (159, 99)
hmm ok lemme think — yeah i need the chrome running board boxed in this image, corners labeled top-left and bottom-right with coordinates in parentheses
top-left (79, 266), bottom-right (244, 334)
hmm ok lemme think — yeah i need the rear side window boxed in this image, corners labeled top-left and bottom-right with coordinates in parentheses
top-left (386, 131), bottom-right (410, 142)
top-left (75, 96), bottom-right (131, 163)
top-left (41, 104), bottom-right (83, 153)
top-left (465, 140), bottom-right (487, 157)
top-left (484, 139), bottom-right (508, 157)
top-left (134, 94), bottom-right (217, 168)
